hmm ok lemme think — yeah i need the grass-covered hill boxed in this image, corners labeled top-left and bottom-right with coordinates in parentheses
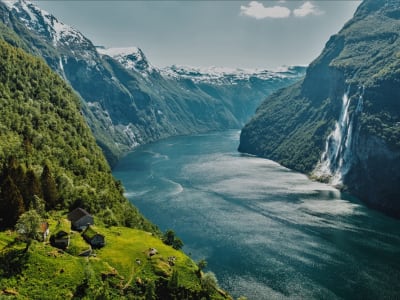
top-left (0, 213), bottom-right (230, 299)
top-left (239, 0), bottom-right (400, 216)
top-left (0, 38), bottom-right (155, 232)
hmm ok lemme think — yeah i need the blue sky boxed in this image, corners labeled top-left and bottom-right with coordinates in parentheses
top-left (38, 1), bottom-right (361, 69)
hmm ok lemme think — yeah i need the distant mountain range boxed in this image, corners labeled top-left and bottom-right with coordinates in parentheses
top-left (239, 0), bottom-right (400, 217)
top-left (0, 0), bottom-right (305, 166)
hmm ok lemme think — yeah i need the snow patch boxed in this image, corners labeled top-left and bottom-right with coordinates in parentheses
top-left (160, 64), bottom-right (303, 84)
top-left (97, 47), bottom-right (141, 57)
top-left (3, 0), bottom-right (88, 48)
top-left (97, 46), bottom-right (155, 75)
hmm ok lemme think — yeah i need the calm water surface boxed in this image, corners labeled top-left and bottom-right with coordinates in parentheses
top-left (113, 130), bottom-right (400, 300)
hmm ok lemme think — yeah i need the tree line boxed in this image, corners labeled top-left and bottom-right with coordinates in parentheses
top-left (0, 156), bottom-right (58, 229)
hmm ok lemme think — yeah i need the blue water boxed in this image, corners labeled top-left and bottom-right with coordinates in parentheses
top-left (113, 130), bottom-right (400, 299)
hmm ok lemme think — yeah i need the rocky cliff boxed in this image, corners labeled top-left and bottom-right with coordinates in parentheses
top-left (239, 0), bottom-right (400, 217)
top-left (0, 0), bottom-right (305, 166)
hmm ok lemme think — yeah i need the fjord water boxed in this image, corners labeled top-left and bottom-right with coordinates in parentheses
top-left (113, 130), bottom-right (400, 299)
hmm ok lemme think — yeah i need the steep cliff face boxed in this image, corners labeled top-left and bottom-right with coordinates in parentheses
top-left (0, 0), bottom-right (305, 167)
top-left (239, 0), bottom-right (400, 216)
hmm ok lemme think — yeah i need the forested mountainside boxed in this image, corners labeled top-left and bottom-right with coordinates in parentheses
top-left (0, 39), bottom-right (155, 231)
top-left (0, 36), bottom-right (230, 300)
top-left (239, 0), bottom-right (400, 217)
top-left (0, 0), bottom-right (305, 167)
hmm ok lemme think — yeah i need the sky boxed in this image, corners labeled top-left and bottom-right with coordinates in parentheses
top-left (37, 1), bottom-right (361, 69)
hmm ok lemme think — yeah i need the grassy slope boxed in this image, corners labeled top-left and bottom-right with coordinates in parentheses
top-left (0, 222), bottom-right (229, 300)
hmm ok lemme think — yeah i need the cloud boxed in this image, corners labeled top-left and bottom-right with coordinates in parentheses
top-left (293, 1), bottom-right (324, 17)
top-left (240, 1), bottom-right (291, 19)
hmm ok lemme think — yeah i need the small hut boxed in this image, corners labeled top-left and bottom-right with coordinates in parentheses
top-left (68, 208), bottom-right (94, 231)
top-left (50, 219), bottom-right (71, 249)
top-left (82, 225), bottom-right (105, 248)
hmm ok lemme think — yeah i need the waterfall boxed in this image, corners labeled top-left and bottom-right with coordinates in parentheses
top-left (313, 85), bottom-right (364, 186)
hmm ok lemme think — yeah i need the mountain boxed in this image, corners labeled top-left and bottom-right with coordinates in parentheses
top-left (0, 38), bottom-right (156, 231)
top-left (239, 0), bottom-right (400, 217)
top-left (0, 0), bottom-right (305, 166)
top-left (161, 65), bottom-right (306, 124)
top-left (160, 65), bottom-right (304, 84)
top-left (97, 46), bottom-right (156, 76)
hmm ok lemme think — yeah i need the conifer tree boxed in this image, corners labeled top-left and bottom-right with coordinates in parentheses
top-left (41, 163), bottom-right (58, 210)
top-left (23, 169), bottom-right (42, 209)
top-left (0, 176), bottom-right (25, 228)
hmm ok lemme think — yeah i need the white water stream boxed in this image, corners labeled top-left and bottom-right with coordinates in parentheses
top-left (314, 85), bottom-right (364, 185)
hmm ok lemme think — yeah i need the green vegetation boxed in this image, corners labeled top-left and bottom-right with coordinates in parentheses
top-left (239, 0), bottom-right (400, 216)
top-left (0, 39), bottom-right (232, 298)
top-left (162, 229), bottom-right (184, 250)
top-left (0, 218), bottom-right (231, 299)
top-left (0, 39), bottom-right (156, 232)
top-left (0, 2), bottom-right (305, 167)
top-left (15, 210), bottom-right (41, 252)
top-left (239, 81), bottom-right (334, 173)
top-left (240, 0), bottom-right (400, 173)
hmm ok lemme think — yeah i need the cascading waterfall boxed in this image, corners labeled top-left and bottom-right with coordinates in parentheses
top-left (313, 85), bottom-right (365, 186)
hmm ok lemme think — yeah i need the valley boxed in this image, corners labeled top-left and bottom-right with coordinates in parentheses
top-left (0, 0), bottom-right (399, 299)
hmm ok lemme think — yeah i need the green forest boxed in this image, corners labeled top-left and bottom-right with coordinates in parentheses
top-left (0, 39), bottom-right (155, 232)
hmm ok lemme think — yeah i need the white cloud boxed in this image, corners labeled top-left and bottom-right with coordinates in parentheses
top-left (240, 1), bottom-right (291, 19)
top-left (293, 1), bottom-right (324, 17)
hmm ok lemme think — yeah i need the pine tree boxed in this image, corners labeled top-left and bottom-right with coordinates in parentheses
top-left (0, 176), bottom-right (25, 228)
top-left (23, 169), bottom-right (42, 209)
top-left (41, 163), bottom-right (58, 210)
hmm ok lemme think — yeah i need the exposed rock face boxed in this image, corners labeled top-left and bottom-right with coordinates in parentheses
top-left (239, 0), bottom-right (400, 216)
top-left (0, 0), bottom-right (305, 166)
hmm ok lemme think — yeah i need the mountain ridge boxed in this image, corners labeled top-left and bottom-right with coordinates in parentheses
top-left (0, 0), bottom-right (306, 166)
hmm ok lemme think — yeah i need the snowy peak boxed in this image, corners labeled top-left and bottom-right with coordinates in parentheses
top-left (97, 46), bottom-right (155, 75)
top-left (2, 0), bottom-right (93, 52)
top-left (160, 65), bottom-right (306, 85)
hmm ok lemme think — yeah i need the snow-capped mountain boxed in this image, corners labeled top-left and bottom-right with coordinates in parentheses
top-left (96, 46), bottom-right (305, 84)
top-left (97, 46), bottom-right (156, 75)
top-left (3, 0), bottom-right (96, 59)
top-left (161, 65), bottom-right (305, 85)
top-left (0, 0), bottom-right (305, 167)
